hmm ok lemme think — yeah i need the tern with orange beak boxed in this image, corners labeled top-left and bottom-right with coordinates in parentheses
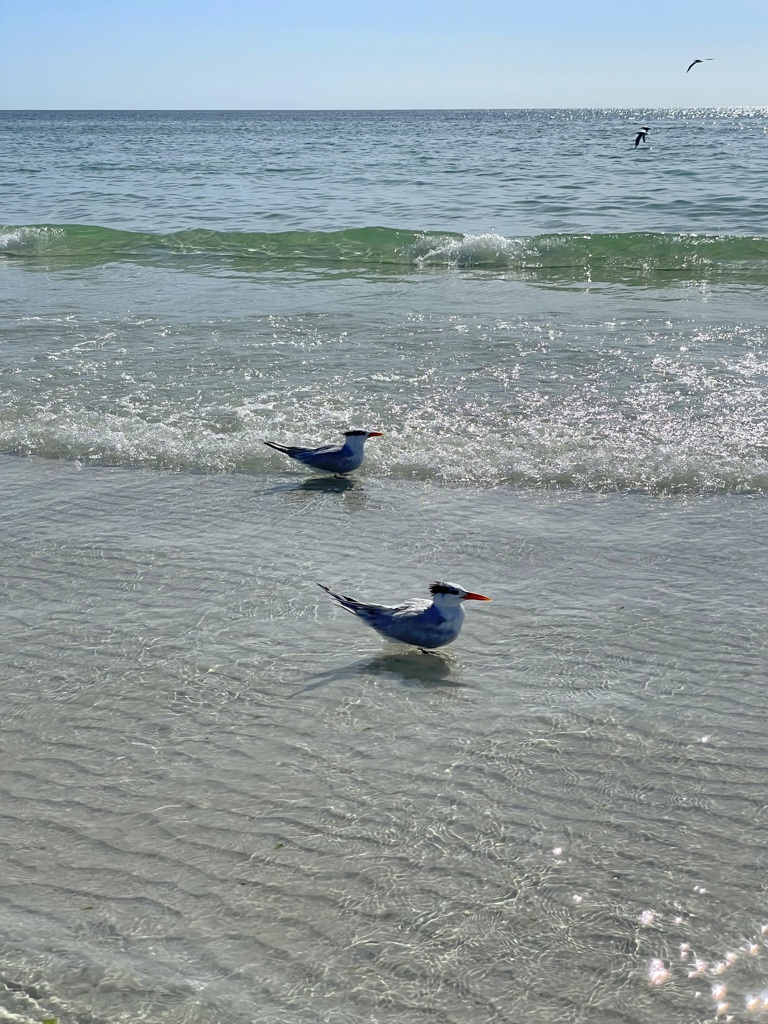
top-left (263, 428), bottom-right (383, 475)
top-left (318, 581), bottom-right (491, 650)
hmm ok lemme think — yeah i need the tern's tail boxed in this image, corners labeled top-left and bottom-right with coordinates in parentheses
top-left (264, 439), bottom-right (313, 458)
top-left (263, 439), bottom-right (292, 455)
top-left (317, 583), bottom-right (366, 615)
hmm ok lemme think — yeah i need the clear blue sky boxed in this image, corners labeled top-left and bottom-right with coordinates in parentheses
top-left (2, 0), bottom-right (766, 109)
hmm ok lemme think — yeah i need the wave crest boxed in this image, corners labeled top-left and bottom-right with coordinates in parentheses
top-left (3, 224), bottom-right (768, 283)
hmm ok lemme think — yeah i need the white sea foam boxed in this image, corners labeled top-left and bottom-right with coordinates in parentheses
top-left (411, 231), bottom-right (527, 267)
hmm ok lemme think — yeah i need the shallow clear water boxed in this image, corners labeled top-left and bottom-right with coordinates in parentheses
top-left (1, 109), bottom-right (768, 1024)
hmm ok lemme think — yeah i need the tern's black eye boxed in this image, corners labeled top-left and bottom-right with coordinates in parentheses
top-left (344, 430), bottom-right (368, 437)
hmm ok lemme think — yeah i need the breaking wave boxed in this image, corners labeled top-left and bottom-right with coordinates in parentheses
top-left (3, 224), bottom-right (768, 284)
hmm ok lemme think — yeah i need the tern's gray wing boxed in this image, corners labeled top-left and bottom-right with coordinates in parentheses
top-left (264, 439), bottom-right (340, 457)
top-left (304, 443), bottom-right (341, 455)
top-left (295, 446), bottom-right (360, 473)
top-left (265, 439), bottom-right (355, 472)
top-left (319, 586), bottom-right (428, 630)
top-left (319, 585), bottom-right (399, 623)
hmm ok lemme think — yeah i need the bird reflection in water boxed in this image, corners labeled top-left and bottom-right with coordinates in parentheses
top-left (362, 649), bottom-right (466, 689)
top-left (267, 474), bottom-right (370, 513)
top-left (289, 647), bottom-right (466, 698)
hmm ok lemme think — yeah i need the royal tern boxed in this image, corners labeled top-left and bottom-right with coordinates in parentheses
top-left (318, 581), bottom-right (491, 650)
top-left (263, 429), bottom-right (383, 475)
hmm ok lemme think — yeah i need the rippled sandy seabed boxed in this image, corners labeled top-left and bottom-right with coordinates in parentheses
top-left (3, 454), bottom-right (768, 1024)
top-left (2, 109), bottom-right (768, 1023)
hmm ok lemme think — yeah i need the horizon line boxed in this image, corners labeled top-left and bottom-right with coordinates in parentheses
top-left (2, 105), bottom-right (767, 113)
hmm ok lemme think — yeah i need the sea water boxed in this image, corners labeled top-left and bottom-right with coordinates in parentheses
top-left (1, 109), bottom-right (768, 1023)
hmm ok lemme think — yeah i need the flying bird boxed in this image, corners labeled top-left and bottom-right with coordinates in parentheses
top-left (263, 428), bottom-right (383, 475)
top-left (634, 127), bottom-right (649, 148)
top-left (318, 581), bottom-right (491, 650)
top-left (686, 58), bottom-right (714, 73)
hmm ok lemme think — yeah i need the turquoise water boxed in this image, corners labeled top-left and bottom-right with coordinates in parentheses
top-left (2, 109), bottom-right (768, 1024)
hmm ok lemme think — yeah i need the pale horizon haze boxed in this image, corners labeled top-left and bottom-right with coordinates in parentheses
top-left (1, 0), bottom-right (766, 110)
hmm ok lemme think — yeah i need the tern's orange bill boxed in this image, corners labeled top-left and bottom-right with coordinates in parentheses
top-left (368, 431), bottom-right (384, 437)
top-left (463, 592), bottom-right (491, 601)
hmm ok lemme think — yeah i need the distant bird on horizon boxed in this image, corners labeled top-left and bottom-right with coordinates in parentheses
top-left (686, 58), bottom-right (714, 73)
top-left (263, 428), bottom-right (383, 475)
top-left (634, 127), bottom-right (649, 148)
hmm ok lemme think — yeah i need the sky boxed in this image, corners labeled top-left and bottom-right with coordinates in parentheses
top-left (1, 0), bottom-right (766, 109)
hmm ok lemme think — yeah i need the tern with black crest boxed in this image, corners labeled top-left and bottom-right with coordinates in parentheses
top-left (263, 428), bottom-right (383, 475)
top-left (318, 581), bottom-right (491, 650)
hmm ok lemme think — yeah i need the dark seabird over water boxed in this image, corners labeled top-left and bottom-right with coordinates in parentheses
top-left (686, 58), bottom-right (714, 73)
top-left (634, 127), bottom-right (649, 148)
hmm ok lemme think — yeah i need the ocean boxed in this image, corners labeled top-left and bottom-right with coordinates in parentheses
top-left (1, 108), bottom-right (768, 1023)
